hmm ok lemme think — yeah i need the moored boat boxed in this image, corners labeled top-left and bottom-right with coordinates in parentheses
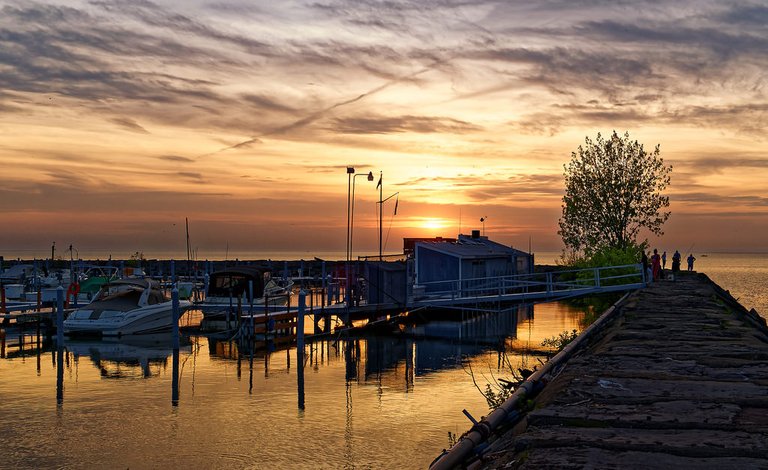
top-left (197, 267), bottom-right (293, 327)
top-left (63, 279), bottom-right (191, 337)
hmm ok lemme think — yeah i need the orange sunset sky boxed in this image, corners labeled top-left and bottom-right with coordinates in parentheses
top-left (1, 1), bottom-right (766, 259)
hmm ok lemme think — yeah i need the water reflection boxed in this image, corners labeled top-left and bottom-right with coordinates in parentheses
top-left (65, 334), bottom-right (191, 380)
top-left (0, 301), bottom-right (585, 469)
top-left (56, 342), bottom-right (64, 406)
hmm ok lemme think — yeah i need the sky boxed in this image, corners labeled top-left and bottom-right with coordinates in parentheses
top-left (1, 0), bottom-right (766, 260)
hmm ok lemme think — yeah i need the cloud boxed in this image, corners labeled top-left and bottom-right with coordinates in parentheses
top-left (110, 117), bottom-right (150, 134)
top-left (720, 4), bottom-right (768, 26)
top-left (177, 171), bottom-right (206, 182)
top-left (329, 114), bottom-right (482, 134)
top-left (158, 155), bottom-right (194, 163)
top-left (686, 156), bottom-right (768, 174)
top-left (673, 192), bottom-right (768, 207)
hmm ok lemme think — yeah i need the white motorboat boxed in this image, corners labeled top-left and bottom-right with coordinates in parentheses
top-left (63, 279), bottom-right (191, 337)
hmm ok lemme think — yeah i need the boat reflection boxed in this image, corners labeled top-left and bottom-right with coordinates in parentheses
top-left (65, 334), bottom-right (191, 379)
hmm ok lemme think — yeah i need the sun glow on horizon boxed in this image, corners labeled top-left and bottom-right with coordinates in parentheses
top-left (418, 217), bottom-right (450, 231)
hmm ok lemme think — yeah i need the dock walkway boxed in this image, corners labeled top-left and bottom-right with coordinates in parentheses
top-left (439, 273), bottom-right (768, 469)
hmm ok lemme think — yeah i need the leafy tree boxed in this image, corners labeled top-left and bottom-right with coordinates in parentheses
top-left (558, 131), bottom-right (671, 255)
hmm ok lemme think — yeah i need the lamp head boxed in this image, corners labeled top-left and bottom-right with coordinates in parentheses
top-left (367, 171), bottom-right (374, 181)
top-left (347, 167), bottom-right (355, 174)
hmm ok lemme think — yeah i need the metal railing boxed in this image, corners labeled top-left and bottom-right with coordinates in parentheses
top-left (413, 263), bottom-right (645, 304)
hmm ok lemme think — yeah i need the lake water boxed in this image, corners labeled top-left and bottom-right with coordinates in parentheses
top-left (1, 252), bottom-right (765, 469)
top-left (535, 251), bottom-right (768, 318)
top-left (0, 302), bottom-right (584, 469)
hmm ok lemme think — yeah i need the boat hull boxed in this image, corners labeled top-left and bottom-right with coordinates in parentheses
top-left (63, 300), bottom-right (192, 337)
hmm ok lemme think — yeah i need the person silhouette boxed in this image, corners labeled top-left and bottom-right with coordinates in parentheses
top-left (661, 251), bottom-right (667, 269)
top-left (687, 253), bottom-right (696, 271)
top-left (672, 250), bottom-right (681, 273)
top-left (651, 249), bottom-right (661, 281)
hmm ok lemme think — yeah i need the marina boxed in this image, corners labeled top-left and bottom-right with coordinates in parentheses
top-left (0, 293), bottom-right (586, 468)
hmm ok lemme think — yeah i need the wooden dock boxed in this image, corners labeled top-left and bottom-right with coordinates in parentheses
top-left (432, 272), bottom-right (768, 469)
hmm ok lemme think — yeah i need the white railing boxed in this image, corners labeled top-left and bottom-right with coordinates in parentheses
top-left (414, 264), bottom-right (645, 303)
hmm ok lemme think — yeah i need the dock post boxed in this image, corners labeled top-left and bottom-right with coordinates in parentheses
top-left (248, 280), bottom-right (254, 339)
top-left (297, 289), bottom-right (306, 410)
top-left (322, 261), bottom-right (327, 292)
top-left (171, 287), bottom-right (180, 350)
top-left (171, 259), bottom-right (176, 284)
top-left (56, 285), bottom-right (64, 345)
top-left (56, 338), bottom-right (64, 405)
top-left (171, 347), bottom-right (180, 406)
top-left (1, 285), bottom-right (6, 313)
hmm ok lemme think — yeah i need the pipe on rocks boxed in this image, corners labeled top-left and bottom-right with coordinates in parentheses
top-left (430, 291), bottom-right (632, 470)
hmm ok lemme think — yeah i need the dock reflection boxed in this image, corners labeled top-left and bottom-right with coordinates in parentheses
top-left (42, 301), bottom-right (579, 409)
top-left (65, 334), bottom-right (191, 380)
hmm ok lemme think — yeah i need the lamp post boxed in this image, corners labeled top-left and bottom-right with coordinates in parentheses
top-left (345, 167), bottom-right (373, 309)
top-left (351, 171), bottom-right (374, 260)
top-left (346, 167), bottom-right (354, 262)
top-left (480, 216), bottom-right (488, 236)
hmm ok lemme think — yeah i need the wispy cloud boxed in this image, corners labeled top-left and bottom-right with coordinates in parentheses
top-left (110, 117), bottom-right (150, 134)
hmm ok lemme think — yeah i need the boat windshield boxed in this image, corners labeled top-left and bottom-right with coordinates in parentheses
top-left (89, 288), bottom-right (144, 312)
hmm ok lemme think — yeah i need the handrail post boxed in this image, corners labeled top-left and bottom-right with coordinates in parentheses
top-left (594, 267), bottom-right (600, 288)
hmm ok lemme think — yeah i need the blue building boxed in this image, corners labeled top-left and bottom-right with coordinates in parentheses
top-left (414, 231), bottom-right (533, 294)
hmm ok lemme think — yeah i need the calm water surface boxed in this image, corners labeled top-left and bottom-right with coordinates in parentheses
top-left (536, 251), bottom-right (768, 318)
top-left (0, 303), bottom-right (583, 469)
top-left (3, 252), bottom-right (764, 469)
top-left (690, 253), bottom-right (768, 317)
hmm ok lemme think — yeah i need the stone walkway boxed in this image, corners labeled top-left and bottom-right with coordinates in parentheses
top-left (481, 272), bottom-right (768, 469)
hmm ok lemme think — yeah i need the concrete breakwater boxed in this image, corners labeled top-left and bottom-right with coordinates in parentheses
top-left (433, 272), bottom-right (768, 469)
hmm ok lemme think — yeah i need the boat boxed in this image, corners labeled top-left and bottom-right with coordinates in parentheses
top-left (63, 279), bottom-right (191, 337)
top-left (0, 264), bottom-right (36, 285)
top-left (198, 266), bottom-right (293, 319)
top-left (76, 266), bottom-right (120, 300)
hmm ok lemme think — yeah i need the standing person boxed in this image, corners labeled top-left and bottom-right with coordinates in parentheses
top-left (651, 249), bottom-right (661, 281)
top-left (687, 253), bottom-right (696, 271)
top-left (672, 250), bottom-right (681, 273)
top-left (662, 251), bottom-right (667, 270)
top-left (641, 251), bottom-right (649, 283)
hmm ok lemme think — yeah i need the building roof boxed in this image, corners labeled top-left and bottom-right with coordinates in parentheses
top-left (415, 234), bottom-right (531, 260)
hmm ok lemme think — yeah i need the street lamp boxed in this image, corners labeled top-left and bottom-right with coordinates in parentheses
top-left (351, 171), bottom-right (374, 260)
top-left (345, 167), bottom-right (373, 309)
top-left (346, 167), bottom-right (354, 262)
top-left (480, 216), bottom-right (488, 236)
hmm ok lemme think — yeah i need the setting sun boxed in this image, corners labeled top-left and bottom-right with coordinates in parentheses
top-left (419, 218), bottom-right (449, 231)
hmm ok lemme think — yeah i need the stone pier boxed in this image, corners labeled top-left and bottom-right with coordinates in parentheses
top-left (476, 273), bottom-right (768, 468)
